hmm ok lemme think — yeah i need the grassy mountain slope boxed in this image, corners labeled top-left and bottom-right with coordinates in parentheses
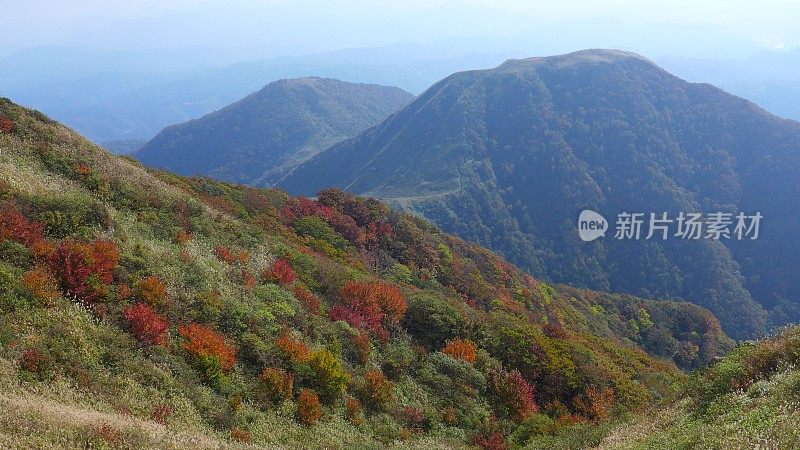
top-left (279, 49), bottom-right (800, 340)
top-left (0, 99), bottom-right (732, 448)
top-left (596, 325), bottom-right (800, 449)
top-left (135, 78), bottom-right (413, 186)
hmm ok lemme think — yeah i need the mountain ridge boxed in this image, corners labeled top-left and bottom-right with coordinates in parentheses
top-left (279, 49), bottom-right (800, 340)
top-left (134, 77), bottom-right (413, 186)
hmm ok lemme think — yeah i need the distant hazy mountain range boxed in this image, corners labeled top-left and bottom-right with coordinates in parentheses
top-left (279, 50), bottom-right (800, 340)
top-left (4, 41), bottom-right (800, 145)
top-left (134, 78), bottom-right (413, 186)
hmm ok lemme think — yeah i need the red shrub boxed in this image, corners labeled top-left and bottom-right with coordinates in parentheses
top-left (293, 287), bottom-right (320, 314)
top-left (474, 430), bottom-right (509, 450)
top-left (175, 230), bottom-right (192, 244)
top-left (19, 348), bottom-right (48, 374)
top-left (329, 281), bottom-right (407, 340)
top-left (489, 369), bottom-right (538, 422)
top-left (137, 275), bottom-right (168, 305)
top-left (213, 245), bottom-right (235, 264)
top-left (259, 367), bottom-right (294, 403)
top-left (275, 330), bottom-right (310, 363)
top-left (280, 197), bottom-right (333, 222)
top-left (116, 283), bottom-right (131, 301)
top-left (442, 338), bottom-right (477, 363)
top-left (0, 203), bottom-right (44, 246)
top-left (178, 323), bottom-right (236, 372)
top-left (402, 406), bottom-right (425, 429)
top-left (47, 240), bottom-right (119, 306)
top-left (151, 403), bottom-right (173, 425)
top-left (90, 240), bottom-right (119, 285)
top-left (49, 242), bottom-right (97, 304)
top-left (123, 303), bottom-right (169, 346)
top-left (262, 258), bottom-right (296, 285)
top-left (296, 389), bottom-right (321, 425)
top-left (0, 115), bottom-right (13, 133)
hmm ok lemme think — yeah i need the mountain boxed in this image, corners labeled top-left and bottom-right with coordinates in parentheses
top-left (134, 78), bottom-right (413, 186)
top-left (0, 98), bottom-right (735, 447)
top-left (280, 49), bottom-right (800, 340)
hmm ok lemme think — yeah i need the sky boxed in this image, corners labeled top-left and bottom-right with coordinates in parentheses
top-left (2, 0), bottom-right (799, 58)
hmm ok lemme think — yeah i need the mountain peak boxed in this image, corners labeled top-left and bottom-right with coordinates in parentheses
top-left (499, 49), bottom-right (652, 70)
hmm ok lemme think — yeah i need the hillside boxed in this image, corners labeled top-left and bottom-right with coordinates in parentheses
top-left (279, 49), bottom-right (800, 340)
top-left (134, 78), bottom-right (413, 186)
top-left (595, 325), bottom-right (800, 449)
top-left (0, 99), bottom-right (733, 448)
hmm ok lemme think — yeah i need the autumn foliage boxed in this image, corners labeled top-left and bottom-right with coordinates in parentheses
top-left (296, 388), bottom-right (321, 425)
top-left (178, 323), bottom-right (236, 372)
top-left (442, 338), bottom-right (478, 363)
top-left (0, 204), bottom-right (44, 247)
top-left (123, 303), bottom-right (169, 346)
top-left (345, 396), bottom-right (363, 425)
top-left (361, 370), bottom-right (394, 409)
top-left (137, 275), bottom-right (168, 306)
top-left (275, 330), bottom-right (311, 363)
top-left (0, 115), bottom-right (13, 133)
top-left (21, 267), bottom-right (60, 304)
top-left (48, 240), bottom-right (119, 305)
top-left (293, 286), bottom-right (320, 314)
top-left (213, 245), bottom-right (235, 264)
top-left (259, 367), bottom-right (294, 403)
top-left (489, 369), bottom-right (538, 422)
top-left (329, 281), bottom-right (407, 340)
top-left (262, 258), bottom-right (296, 285)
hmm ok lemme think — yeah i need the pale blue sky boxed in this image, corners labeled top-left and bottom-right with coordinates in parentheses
top-left (2, 0), bottom-right (798, 57)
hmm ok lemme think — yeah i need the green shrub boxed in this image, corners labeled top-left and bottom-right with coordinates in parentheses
top-left (0, 239), bottom-right (32, 267)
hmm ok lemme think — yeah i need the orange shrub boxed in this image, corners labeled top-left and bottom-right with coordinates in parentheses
top-left (229, 427), bottom-right (252, 444)
top-left (21, 267), bottom-right (59, 304)
top-left (275, 330), bottom-right (310, 363)
top-left (137, 275), bottom-right (168, 305)
top-left (362, 370), bottom-right (394, 409)
top-left (345, 396), bottom-right (363, 425)
top-left (178, 323), bottom-right (236, 372)
top-left (213, 245), bottom-right (235, 264)
top-left (259, 367), bottom-right (294, 403)
top-left (351, 332), bottom-right (371, 364)
top-left (241, 269), bottom-right (256, 289)
top-left (442, 338), bottom-right (477, 363)
top-left (296, 389), bottom-right (321, 425)
top-left (175, 230), bottom-right (192, 244)
top-left (293, 286), bottom-right (320, 315)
